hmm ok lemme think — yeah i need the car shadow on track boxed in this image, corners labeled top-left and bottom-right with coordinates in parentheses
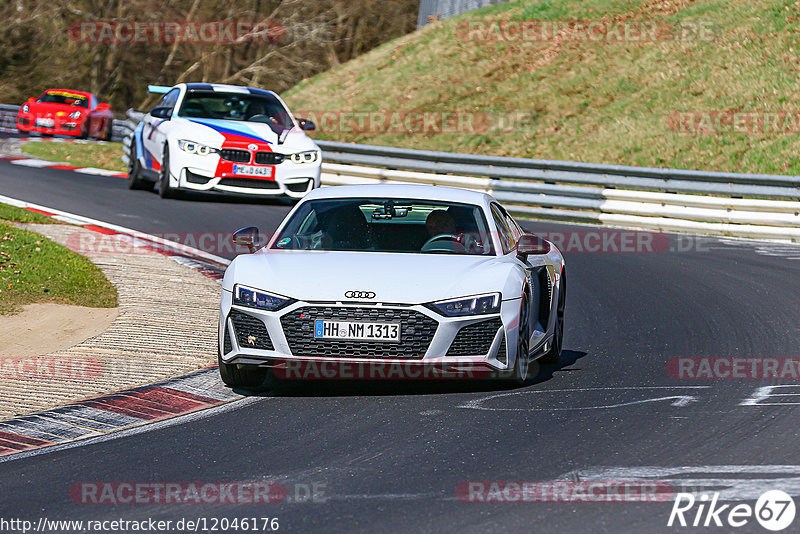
top-left (231, 350), bottom-right (588, 398)
top-left (151, 189), bottom-right (297, 207)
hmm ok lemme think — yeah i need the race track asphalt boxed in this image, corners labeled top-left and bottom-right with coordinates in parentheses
top-left (1, 159), bottom-right (799, 533)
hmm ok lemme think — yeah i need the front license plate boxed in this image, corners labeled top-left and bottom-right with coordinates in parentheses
top-left (35, 118), bottom-right (55, 127)
top-left (232, 164), bottom-right (274, 178)
top-left (314, 320), bottom-right (400, 342)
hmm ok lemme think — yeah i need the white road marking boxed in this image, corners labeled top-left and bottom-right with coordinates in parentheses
top-left (73, 167), bottom-right (124, 176)
top-left (560, 466), bottom-right (800, 501)
top-left (740, 385), bottom-right (800, 406)
top-left (458, 386), bottom-right (710, 412)
top-left (10, 158), bottom-right (64, 168)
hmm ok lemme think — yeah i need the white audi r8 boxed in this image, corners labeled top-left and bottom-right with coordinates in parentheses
top-left (127, 83), bottom-right (321, 199)
top-left (218, 184), bottom-right (566, 387)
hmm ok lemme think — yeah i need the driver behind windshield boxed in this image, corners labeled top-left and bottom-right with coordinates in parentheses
top-left (425, 210), bottom-right (456, 237)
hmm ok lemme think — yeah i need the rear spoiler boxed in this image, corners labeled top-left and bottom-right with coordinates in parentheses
top-left (147, 85), bottom-right (172, 94)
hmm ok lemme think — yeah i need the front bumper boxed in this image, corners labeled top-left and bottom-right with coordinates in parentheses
top-left (17, 117), bottom-right (86, 137)
top-left (180, 167), bottom-right (318, 198)
top-left (171, 144), bottom-right (321, 198)
top-left (218, 293), bottom-right (524, 376)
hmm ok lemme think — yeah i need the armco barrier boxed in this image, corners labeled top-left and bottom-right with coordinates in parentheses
top-left (115, 108), bottom-right (800, 241)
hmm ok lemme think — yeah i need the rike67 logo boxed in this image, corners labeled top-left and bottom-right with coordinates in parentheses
top-left (668, 490), bottom-right (796, 531)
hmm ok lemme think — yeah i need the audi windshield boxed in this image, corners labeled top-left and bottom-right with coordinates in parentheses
top-left (272, 198), bottom-right (496, 255)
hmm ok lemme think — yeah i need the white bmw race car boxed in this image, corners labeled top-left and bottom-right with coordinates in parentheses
top-left (127, 83), bottom-right (321, 199)
top-left (218, 184), bottom-right (566, 387)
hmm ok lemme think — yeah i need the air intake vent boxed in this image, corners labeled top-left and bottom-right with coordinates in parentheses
top-left (229, 310), bottom-right (273, 351)
top-left (446, 318), bottom-right (503, 356)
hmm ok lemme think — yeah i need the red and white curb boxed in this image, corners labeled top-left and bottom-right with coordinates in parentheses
top-left (0, 153), bottom-right (128, 179)
top-left (0, 195), bottom-right (239, 459)
top-left (0, 368), bottom-right (242, 458)
top-left (1, 137), bottom-right (127, 178)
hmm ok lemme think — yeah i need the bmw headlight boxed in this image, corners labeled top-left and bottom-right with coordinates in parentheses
top-left (68, 111), bottom-right (82, 119)
top-left (290, 150), bottom-right (319, 164)
top-left (233, 284), bottom-right (292, 311)
top-left (21, 104), bottom-right (29, 113)
top-left (178, 139), bottom-right (218, 156)
top-left (428, 292), bottom-right (501, 317)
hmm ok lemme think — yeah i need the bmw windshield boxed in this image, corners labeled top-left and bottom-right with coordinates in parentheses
top-left (272, 198), bottom-right (496, 255)
top-left (178, 91), bottom-right (294, 135)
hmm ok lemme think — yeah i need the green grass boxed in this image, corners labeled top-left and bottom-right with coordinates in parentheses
top-left (0, 203), bottom-right (55, 224)
top-left (0, 210), bottom-right (118, 315)
top-left (284, 0), bottom-right (800, 175)
top-left (21, 141), bottom-right (126, 172)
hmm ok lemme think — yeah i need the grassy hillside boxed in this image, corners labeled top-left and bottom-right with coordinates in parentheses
top-left (285, 0), bottom-right (800, 175)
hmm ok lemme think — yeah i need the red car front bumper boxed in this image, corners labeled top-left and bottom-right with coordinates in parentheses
top-left (16, 114), bottom-right (87, 137)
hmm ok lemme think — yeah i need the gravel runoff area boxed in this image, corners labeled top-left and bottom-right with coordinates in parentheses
top-left (0, 223), bottom-right (220, 418)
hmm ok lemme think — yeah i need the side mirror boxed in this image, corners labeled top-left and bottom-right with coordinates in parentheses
top-left (150, 106), bottom-right (172, 119)
top-left (233, 226), bottom-right (260, 253)
top-left (27, 97), bottom-right (35, 102)
top-left (517, 234), bottom-right (550, 260)
top-left (297, 118), bottom-right (316, 131)
top-left (95, 103), bottom-right (111, 111)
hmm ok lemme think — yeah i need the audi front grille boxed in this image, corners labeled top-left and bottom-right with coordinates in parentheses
top-left (280, 306), bottom-right (438, 359)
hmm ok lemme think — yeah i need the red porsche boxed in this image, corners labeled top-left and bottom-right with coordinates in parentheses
top-left (16, 89), bottom-right (114, 139)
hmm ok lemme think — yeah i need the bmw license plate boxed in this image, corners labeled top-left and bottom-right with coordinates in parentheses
top-left (314, 320), bottom-right (400, 342)
top-left (232, 164), bottom-right (274, 178)
top-left (35, 118), bottom-right (55, 128)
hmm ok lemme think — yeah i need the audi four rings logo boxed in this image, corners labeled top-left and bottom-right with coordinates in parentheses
top-left (345, 291), bottom-right (376, 299)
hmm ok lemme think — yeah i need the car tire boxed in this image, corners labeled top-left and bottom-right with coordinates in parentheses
top-left (540, 271), bottom-right (565, 364)
top-left (502, 291), bottom-right (530, 386)
top-left (218, 353), bottom-right (269, 389)
top-left (127, 140), bottom-right (154, 191)
top-left (104, 120), bottom-right (113, 141)
top-left (158, 145), bottom-right (176, 199)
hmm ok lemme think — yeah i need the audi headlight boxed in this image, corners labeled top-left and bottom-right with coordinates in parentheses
top-left (178, 139), bottom-right (218, 156)
top-left (21, 104), bottom-right (29, 113)
top-left (68, 111), bottom-right (82, 119)
top-left (428, 293), bottom-right (502, 317)
top-left (233, 284), bottom-right (292, 311)
top-left (290, 150), bottom-right (319, 164)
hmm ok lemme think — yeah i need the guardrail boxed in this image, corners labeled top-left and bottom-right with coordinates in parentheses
top-left (117, 109), bottom-right (800, 241)
top-left (0, 104), bottom-right (127, 141)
